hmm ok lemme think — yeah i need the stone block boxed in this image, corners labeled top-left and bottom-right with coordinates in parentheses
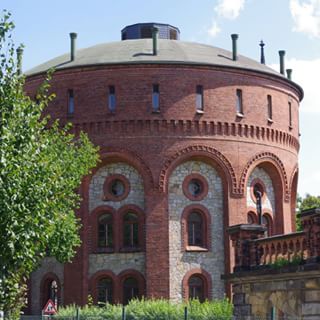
top-left (305, 290), bottom-right (320, 302)
top-left (302, 303), bottom-right (320, 315)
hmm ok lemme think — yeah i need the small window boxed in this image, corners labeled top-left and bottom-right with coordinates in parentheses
top-left (152, 84), bottom-right (160, 112)
top-left (188, 212), bottom-right (203, 246)
top-left (188, 275), bottom-right (205, 302)
top-left (98, 214), bottom-right (113, 248)
top-left (196, 85), bottom-right (204, 112)
top-left (123, 277), bottom-right (139, 305)
top-left (262, 214), bottom-right (272, 236)
top-left (141, 26), bottom-right (153, 38)
top-left (236, 89), bottom-right (243, 115)
top-left (123, 213), bottom-right (139, 248)
top-left (267, 95), bottom-right (272, 121)
top-left (289, 102), bottom-right (292, 128)
top-left (98, 277), bottom-right (113, 305)
top-left (108, 86), bottom-right (116, 112)
top-left (68, 89), bottom-right (74, 114)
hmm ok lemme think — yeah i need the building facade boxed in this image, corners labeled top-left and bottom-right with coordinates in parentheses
top-left (24, 23), bottom-right (303, 313)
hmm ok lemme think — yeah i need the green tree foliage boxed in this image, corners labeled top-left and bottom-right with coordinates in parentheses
top-left (296, 194), bottom-right (320, 231)
top-left (0, 12), bottom-right (99, 317)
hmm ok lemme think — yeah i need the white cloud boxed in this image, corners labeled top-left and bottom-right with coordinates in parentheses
top-left (215, 0), bottom-right (246, 19)
top-left (208, 21), bottom-right (221, 37)
top-left (270, 58), bottom-right (320, 113)
top-left (290, 0), bottom-right (320, 37)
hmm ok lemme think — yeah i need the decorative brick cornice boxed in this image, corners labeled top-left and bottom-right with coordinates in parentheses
top-left (239, 152), bottom-right (290, 202)
top-left (159, 144), bottom-right (238, 196)
top-left (70, 119), bottom-right (299, 152)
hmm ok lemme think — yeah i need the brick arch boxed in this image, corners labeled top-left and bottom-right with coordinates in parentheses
top-left (95, 147), bottom-right (154, 192)
top-left (40, 272), bottom-right (61, 309)
top-left (289, 164), bottom-right (299, 231)
top-left (239, 152), bottom-right (289, 202)
top-left (89, 270), bottom-right (118, 304)
top-left (240, 152), bottom-right (288, 234)
top-left (159, 145), bottom-right (237, 196)
top-left (118, 269), bottom-right (146, 303)
top-left (182, 268), bottom-right (212, 301)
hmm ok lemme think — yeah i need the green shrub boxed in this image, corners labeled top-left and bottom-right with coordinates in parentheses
top-left (57, 298), bottom-right (233, 320)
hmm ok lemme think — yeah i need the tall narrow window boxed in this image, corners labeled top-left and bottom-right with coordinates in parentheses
top-left (196, 85), bottom-right (204, 112)
top-left (68, 89), bottom-right (74, 114)
top-left (262, 214), bottom-right (272, 236)
top-left (289, 102), bottom-right (292, 128)
top-left (123, 277), bottom-right (139, 305)
top-left (98, 277), bottom-right (113, 305)
top-left (108, 85), bottom-right (116, 112)
top-left (188, 275), bottom-right (205, 302)
top-left (123, 212), bottom-right (139, 248)
top-left (152, 84), bottom-right (160, 112)
top-left (98, 214), bottom-right (113, 248)
top-left (188, 212), bottom-right (203, 246)
top-left (267, 95), bottom-right (272, 121)
top-left (236, 89), bottom-right (243, 115)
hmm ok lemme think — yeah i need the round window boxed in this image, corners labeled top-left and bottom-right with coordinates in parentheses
top-left (110, 179), bottom-right (125, 197)
top-left (103, 174), bottom-right (130, 201)
top-left (183, 174), bottom-right (208, 201)
top-left (188, 179), bottom-right (203, 197)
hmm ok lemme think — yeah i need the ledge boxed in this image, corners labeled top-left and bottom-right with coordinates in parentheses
top-left (185, 246), bottom-right (209, 252)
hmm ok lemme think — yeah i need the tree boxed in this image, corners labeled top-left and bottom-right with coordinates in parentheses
top-left (0, 12), bottom-right (99, 317)
top-left (296, 194), bottom-right (320, 231)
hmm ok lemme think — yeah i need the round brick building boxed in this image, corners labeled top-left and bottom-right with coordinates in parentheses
top-left (24, 23), bottom-right (303, 313)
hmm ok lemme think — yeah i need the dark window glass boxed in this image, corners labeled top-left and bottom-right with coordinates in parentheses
top-left (108, 86), bottom-right (116, 112)
top-left (98, 277), bottom-right (113, 305)
top-left (170, 29), bottom-right (178, 40)
top-left (289, 102), bottom-right (292, 127)
top-left (267, 95), bottom-right (272, 120)
top-left (188, 212), bottom-right (203, 246)
top-left (123, 213), bottom-right (139, 247)
top-left (109, 179), bottom-right (124, 197)
top-left (152, 84), bottom-right (160, 112)
top-left (188, 179), bottom-right (203, 197)
top-left (236, 89), bottom-right (243, 114)
top-left (262, 215), bottom-right (271, 236)
top-left (247, 213), bottom-right (255, 224)
top-left (68, 89), bottom-right (74, 114)
top-left (196, 85), bottom-right (204, 111)
top-left (123, 277), bottom-right (139, 305)
top-left (188, 275), bottom-right (204, 302)
top-left (141, 26), bottom-right (152, 38)
top-left (98, 214), bottom-right (113, 248)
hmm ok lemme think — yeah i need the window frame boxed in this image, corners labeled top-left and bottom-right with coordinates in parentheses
top-left (97, 277), bottom-right (114, 305)
top-left (98, 213), bottom-right (114, 250)
top-left (236, 88), bottom-right (243, 116)
top-left (108, 85), bottom-right (116, 113)
top-left (67, 89), bottom-right (74, 115)
top-left (152, 84), bottom-right (160, 112)
top-left (267, 95), bottom-right (273, 122)
top-left (196, 85), bottom-right (204, 113)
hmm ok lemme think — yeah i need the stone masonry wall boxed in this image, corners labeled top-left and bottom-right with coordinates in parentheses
top-left (30, 257), bottom-right (64, 315)
top-left (246, 167), bottom-right (275, 214)
top-left (168, 161), bottom-right (225, 301)
top-left (89, 162), bottom-right (144, 212)
top-left (88, 162), bottom-right (145, 278)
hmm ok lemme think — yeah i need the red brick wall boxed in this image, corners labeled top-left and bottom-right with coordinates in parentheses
top-left (25, 63), bottom-right (301, 305)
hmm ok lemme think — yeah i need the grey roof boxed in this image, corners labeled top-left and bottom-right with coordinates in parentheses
top-left (25, 39), bottom-right (283, 77)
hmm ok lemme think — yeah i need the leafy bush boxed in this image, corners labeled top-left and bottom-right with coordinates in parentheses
top-left (57, 298), bottom-right (233, 320)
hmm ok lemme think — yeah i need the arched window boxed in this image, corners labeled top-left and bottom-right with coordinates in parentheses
top-left (123, 213), bottom-right (139, 248)
top-left (123, 277), bottom-right (139, 305)
top-left (247, 212), bottom-right (256, 224)
top-left (188, 212), bottom-right (203, 246)
top-left (262, 214), bottom-right (272, 236)
top-left (41, 276), bottom-right (59, 309)
top-left (98, 213), bottom-right (113, 248)
top-left (188, 275), bottom-right (205, 302)
top-left (97, 277), bottom-right (113, 305)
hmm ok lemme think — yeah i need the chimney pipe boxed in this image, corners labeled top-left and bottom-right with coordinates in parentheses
top-left (70, 32), bottom-right (77, 61)
top-left (152, 27), bottom-right (159, 56)
top-left (231, 34), bottom-right (239, 61)
top-left (286, 69), bottom-right (292, 80)
top-left (279, 50), bottom-right (285, 75)
top-left (259, 40), bottom-right (265, 64)
top-left (16, 47), bottom-right (23, 75)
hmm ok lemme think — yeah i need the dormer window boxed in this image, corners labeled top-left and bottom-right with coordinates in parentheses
top-left (152, 84), bottom-right (160, 112)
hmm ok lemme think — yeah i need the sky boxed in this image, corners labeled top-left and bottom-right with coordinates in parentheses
top-left (2, 0), bottom-right (320, 197)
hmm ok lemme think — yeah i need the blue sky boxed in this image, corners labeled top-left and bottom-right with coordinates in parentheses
top-left (2, 0), bottom-right (320, 197)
